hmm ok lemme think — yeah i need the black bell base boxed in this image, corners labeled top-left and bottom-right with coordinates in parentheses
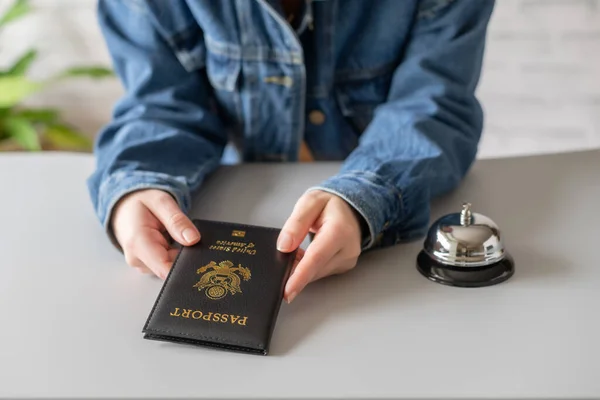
top-left (416, 251), bottom-right (515, 288)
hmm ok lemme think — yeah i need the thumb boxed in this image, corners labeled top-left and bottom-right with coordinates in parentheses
top-left (278, 192), bottom-right (327, 253)
top-left (143, 192), bottom-right (200, 246)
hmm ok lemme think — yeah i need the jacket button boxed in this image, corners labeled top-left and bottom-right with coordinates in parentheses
top-left (308, 110), bottom-right (326, 125)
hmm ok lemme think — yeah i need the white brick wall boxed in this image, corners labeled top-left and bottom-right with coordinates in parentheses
top-left (1, 0), bottom-right (599, 158)
top-left (477, 0), bottom-right (600, 158)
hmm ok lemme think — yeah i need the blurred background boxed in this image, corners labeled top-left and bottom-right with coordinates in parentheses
top-left (0, 0), bottom-right (598, 157)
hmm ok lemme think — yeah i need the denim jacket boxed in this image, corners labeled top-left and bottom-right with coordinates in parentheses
top-left (87, 0), bottom-right (495, 250)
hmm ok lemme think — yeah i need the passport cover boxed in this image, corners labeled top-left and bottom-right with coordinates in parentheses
top-left (142, 219), bottom-right (296, 355)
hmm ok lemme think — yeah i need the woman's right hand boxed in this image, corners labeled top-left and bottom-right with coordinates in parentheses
top-left (110, 189), bottom-right (201, 279)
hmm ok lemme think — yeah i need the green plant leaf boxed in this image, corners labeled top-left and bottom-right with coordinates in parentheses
top-left (55, 66), bottom-right (114, 80)
top-left (4, 49), bottom-right (38, 76)
top-left (0, 0), bottom-right (31, 28)
top-left (0, 109), bottom-right (9, 140)
top-left (2, 116), bottom-right (41, 150)
top-left (44, 124), bottom-right (92, 150)
top-left (0, 76), bottom-right (43, 107)
top-left (12, 107), bottom-right (59, 124)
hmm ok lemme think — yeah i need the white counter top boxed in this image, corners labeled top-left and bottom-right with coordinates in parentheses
top-left (1, 150), bottom-right (598, 398)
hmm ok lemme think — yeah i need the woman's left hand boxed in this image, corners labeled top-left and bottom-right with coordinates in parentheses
top-left (277, 190), bottom-right (364, 303)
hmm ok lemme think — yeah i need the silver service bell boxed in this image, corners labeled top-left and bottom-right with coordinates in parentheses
top-left (416, 202), bottom-right (515, 287)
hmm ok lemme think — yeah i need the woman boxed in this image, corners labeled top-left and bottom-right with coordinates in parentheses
top-left (88, 0), bottom-right (495, 303)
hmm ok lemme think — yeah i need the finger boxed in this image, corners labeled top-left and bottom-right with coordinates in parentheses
top-left (288, 248), bottom-right (306, 277)
top-left (125, 235), bottom-right (179, 274)
top-left (124, 228), bottom-right (174, 280)
top-left (134, 265), bottom-right (153, 275)
top-left (312, 252), bottom-right (357, 281)
top-left (277, 192), bottom-right (327, 253)
top-left (285, 226), bottom-right (340, 303)
top-left (123, 250), bottom-right (153, 275)
top-left (143, 192), bottom-right (200, 246)
top-left (167, 248), bottom-right (181, 262)
top-left (124, 251), bottom-right (145, 269)
top-left (131, 245), bottom-right (180, 278)
top-left (295, 247), bottom-right (306, 262)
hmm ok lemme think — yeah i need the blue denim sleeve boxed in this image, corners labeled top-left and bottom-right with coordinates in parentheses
top-left (87, 0), bottom-right (226, 245)
top-left (308, 0), bottom-right (495, 250)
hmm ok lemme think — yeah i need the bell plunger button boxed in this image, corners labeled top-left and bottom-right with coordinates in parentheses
top-left (416, 203), bottom-right (515, 288)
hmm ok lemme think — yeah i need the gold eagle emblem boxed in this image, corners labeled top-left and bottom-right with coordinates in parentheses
top-left (193, 260), bottom-right (251, 300)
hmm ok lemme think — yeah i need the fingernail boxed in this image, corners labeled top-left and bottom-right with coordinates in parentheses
top-left (182, 228), bottom-right (199, 243)
top-left (287, 291), bottom-right (297, 304)
top-left (277, 232), bottom-right (293, 252)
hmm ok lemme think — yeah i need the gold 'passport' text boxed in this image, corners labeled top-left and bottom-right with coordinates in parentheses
top-left (169, 307), bottom-right (248, 326)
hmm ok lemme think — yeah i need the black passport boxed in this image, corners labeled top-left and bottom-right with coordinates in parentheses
top-left (142, 219), bottom-right (296, 355)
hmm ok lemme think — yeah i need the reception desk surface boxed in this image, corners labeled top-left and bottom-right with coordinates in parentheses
top-left (1, 150), bottom-right (598, 398)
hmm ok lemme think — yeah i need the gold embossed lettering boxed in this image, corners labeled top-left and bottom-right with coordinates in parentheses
top-left (208, 240), bottom-right (257, 255)
top-left (168, 309), bottom-right (248, 325)
top-left (192, 311), bottom-right (203, 319)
